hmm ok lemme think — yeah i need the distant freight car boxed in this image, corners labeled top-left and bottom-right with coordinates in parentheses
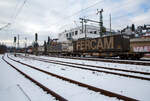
top-left (47, 41), bottom-right (73, 55)
top-left (130, 37), bottom-right (150, 58)
top-left (73, 34), bottom-right (130, 57)
top-left (130, 38), bottom-right (150, 53)
top-left (48, 42), bottom-right (62, 53)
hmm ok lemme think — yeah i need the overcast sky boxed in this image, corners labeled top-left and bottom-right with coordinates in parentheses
top-left (0, 0), bottom-right (150, 47)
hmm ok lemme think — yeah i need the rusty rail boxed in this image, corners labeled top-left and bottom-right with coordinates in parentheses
top-left (2, 56), bottom-right (68, 101)
top-left (7, 55), bottom-right (138, 101)
top-left (19, 55), bottom-right (150, 81)
top-left (48, 55), bottom-right (150, 66)
top-left (29, 56), bottom-right (150, 75)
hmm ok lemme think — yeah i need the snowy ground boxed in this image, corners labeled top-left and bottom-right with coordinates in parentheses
top-left (14, 55), bottom-right (150, 80)
top-left (34, 55), bottom-right (150, 73)
top-left (4, 54), bottom-right (120, 101)
top-left (0, 85), bottom-right (30, 101)
top-left (8, 54), bottom-right (150, 101)
top-left (24, 56), bottom-right (150, 79)
top-left (0, 54), bottom-right (56, 101)
top-left (1, 53), bottom-right (150, 101)
top-left (91, 57), bottom-right (150, 63)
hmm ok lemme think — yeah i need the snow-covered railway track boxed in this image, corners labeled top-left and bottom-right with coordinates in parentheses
top-left (49, 56), bottom-right (150, 66)
top-left (29, 56), bottom-right (150, 75)
top-left (2, 56), bottom-right (67, 101)
top-left (5, 55), bottom-right (138, 101)
top-left (19, 55), bottom-right (150, 81)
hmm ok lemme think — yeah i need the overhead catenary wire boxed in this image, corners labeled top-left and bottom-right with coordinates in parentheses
top-left (0, 0), bottom-right (27, 31)
top-left (51, 0), bottom-right (106, 28)
top-left (0, 0), bottom-right (20, 31)
top-left (9, 0), bottom-right (22, 23)
top-left (12, 0), bottom-right (28, 23)
top-left (53, 0), bottom-right (142, 32)
top-left (0, 0), bottom-right (28, 47)
top-left (0, 23), bottom-right (11, 31)
top-left (64, 0), bottom-right (106, 19)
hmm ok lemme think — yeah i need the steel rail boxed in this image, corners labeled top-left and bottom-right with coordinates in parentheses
top-left (28, 56), bottom-right (150, 75)
top-left (48, 55), bottom-right (150, 66)
top-left (19, 55), bottom-right (150, 81)
top-left (2, 56), bottom-right (68, 101)
top-left (7, 55), bottom-right (138, 101)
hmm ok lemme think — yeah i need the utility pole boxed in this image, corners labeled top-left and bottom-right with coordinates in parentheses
top-left (79, 18), bottom-right (87, 39)
top-left (80, 17), bottom-right (100, 39)
top-left (80, 19), bottom-right (84, 33)
top-left (84, 19), bottom-right (87, 39)
top-left (110, 14), bottom-right (112, 35)
top-left (97, 9), bottom-right (103, 37)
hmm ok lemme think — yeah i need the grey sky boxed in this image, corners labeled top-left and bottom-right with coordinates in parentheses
top-left (0, 0), bottom-right (150, 47)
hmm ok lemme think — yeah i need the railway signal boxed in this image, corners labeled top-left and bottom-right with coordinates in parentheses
top-left (14, 36), bottom-right (16, 43)
top-left (35, 33), bottom-right (38, 42)
top-left (35, 33), bottom-right (38, 56)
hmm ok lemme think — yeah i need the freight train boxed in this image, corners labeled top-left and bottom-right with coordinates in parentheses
top-left (38, 34), bottom-right (150, 60)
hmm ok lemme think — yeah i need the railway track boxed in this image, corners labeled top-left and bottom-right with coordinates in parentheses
top-left (2, 56), bottom-right (67, 101)
top-left (49, 55), bottom-right (150, 66)
top-left (17, 55), bottom-right (150, 81)
top-left (29, 56), bottom-right (150, 75)
top-left (5, 55), bottom-right (138, 101)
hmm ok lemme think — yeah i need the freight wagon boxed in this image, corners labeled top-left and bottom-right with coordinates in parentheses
top-left (130, 37), bottom-right (150, 58)
top-left (47, 41), bottom-right (73, 56)
top-left (130, 37), bottom-right (150, 53)
top-left (45, 34), bottom-right (148, 59)
top-left (73, 34), bottom-right (130, 57)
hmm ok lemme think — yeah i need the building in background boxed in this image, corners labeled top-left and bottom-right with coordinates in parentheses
top-left (58, 25), bottom-right (115, 42)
